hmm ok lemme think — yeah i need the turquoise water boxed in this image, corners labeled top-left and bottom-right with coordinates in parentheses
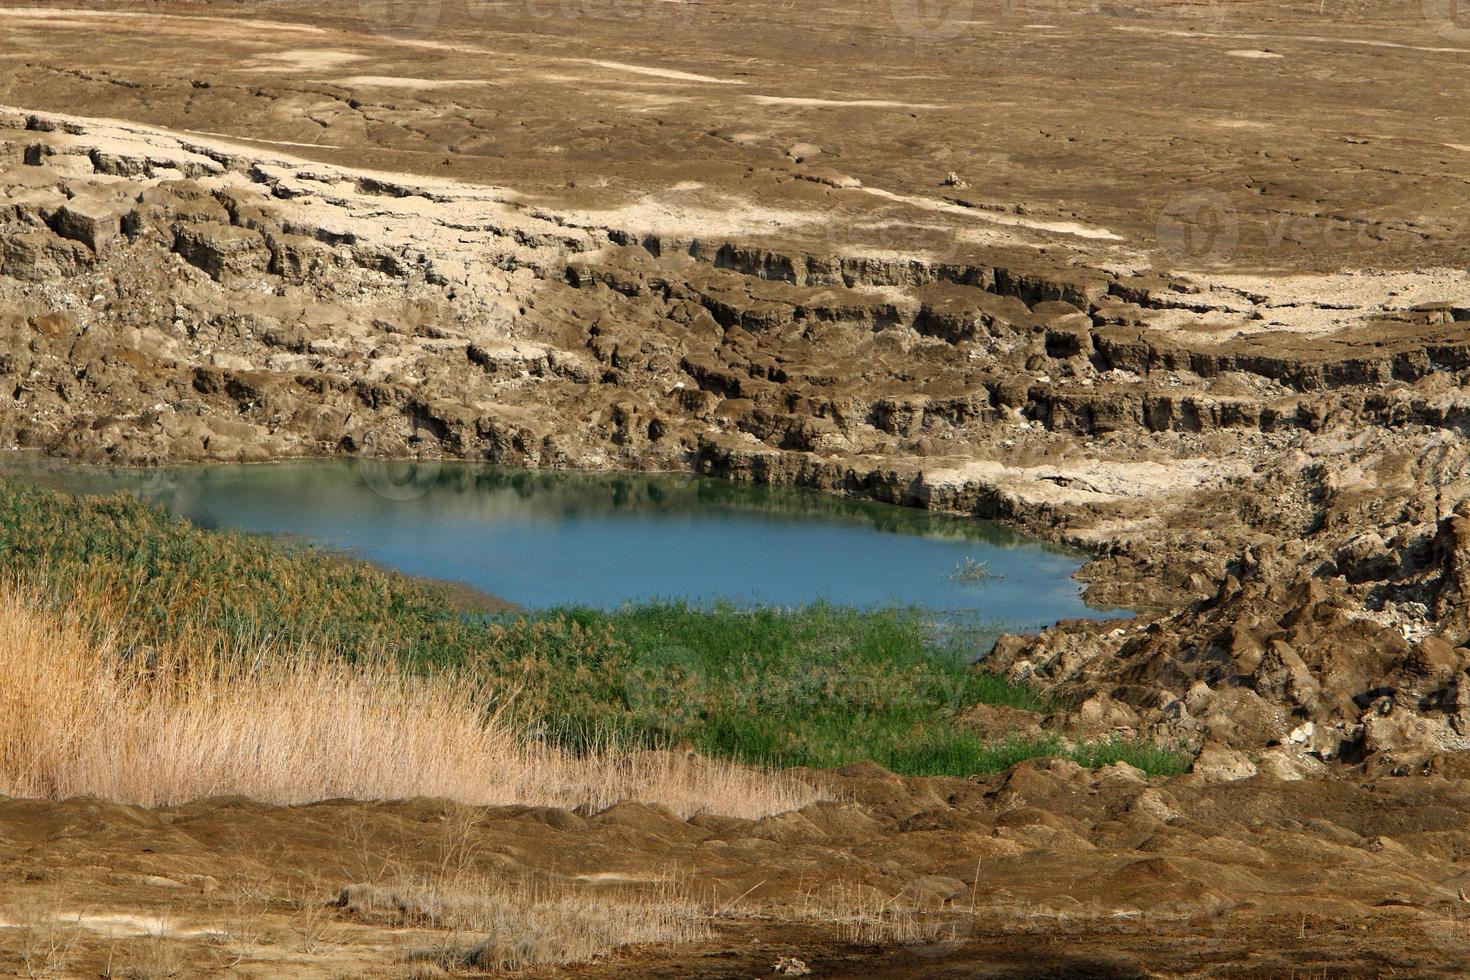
top-left (2, 457), bottom-right (1117, 627)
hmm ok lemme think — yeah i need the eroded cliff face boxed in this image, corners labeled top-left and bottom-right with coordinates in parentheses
top-left (5, 100), bottom-right (1470, 767)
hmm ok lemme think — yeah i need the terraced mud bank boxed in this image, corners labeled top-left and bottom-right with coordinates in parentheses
top-left (5, 2), bottom-right (1470, 780)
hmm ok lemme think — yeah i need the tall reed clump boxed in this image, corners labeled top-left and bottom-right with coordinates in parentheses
top-left (0, 588), bottom-right (817, 817)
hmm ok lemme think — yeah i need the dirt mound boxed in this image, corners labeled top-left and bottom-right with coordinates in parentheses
top-left (990, 447), bottom-right (1470, 765)
top-left (1, 763), bottom-right (1468, 976)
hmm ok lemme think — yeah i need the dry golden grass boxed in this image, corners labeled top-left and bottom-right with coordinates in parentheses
top-left (319, 805), bottom-right (711, 973)
top-left (101, 933), bottom-right (187, 980)
top-left (790, 879), bottom-right (976, 950)
top-left (337, 875), bottom-right (709, 972)
top-left (0, 589), bottom-right (816, 818)
top-left (8, 887), bottom-right (85, 979)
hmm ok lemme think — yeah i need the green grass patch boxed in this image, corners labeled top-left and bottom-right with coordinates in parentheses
top-left (0, 477), bottom-right (1185, 778)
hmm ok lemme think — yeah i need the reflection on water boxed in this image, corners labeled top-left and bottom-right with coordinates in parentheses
top-left (0, 455), bottom-right (1119, 625)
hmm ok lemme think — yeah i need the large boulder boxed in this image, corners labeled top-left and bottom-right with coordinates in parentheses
top-left (0, 229), bottom-right (89, 280)
top-left (1190, 742), bottom-right (1257, 784)
top-left (51, 198), bottom-right (125, 252)
top-left (173, 224), bottom-right (270, 280)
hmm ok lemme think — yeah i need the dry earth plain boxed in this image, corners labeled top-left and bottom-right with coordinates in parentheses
top-left (4, 0), bottom-right (1470, 975)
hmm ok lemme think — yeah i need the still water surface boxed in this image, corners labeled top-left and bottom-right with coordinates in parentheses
top-left (6, 458), bottom-right (1118, 626)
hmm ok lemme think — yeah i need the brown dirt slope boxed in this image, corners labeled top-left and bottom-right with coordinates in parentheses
top-left (3, 759), bottom-right (1470, 977)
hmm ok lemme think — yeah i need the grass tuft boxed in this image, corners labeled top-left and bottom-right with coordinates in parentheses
top-left (0, 587), bottom-right (815, 816)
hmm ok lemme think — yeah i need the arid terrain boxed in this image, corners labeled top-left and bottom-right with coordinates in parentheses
top-left (3, 0), bottom-right (1470, 974)
top-left (7, 763), bottom-right (1470, 978)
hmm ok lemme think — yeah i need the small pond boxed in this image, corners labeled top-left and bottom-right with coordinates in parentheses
top-left (1, 457), bottom-right (1120, 628)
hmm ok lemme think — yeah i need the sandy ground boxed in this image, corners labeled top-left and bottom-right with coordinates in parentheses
top-left (4, 761), bottom-right (1470, 977)
top-left (2, 0), bottom-right (1470, 283)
